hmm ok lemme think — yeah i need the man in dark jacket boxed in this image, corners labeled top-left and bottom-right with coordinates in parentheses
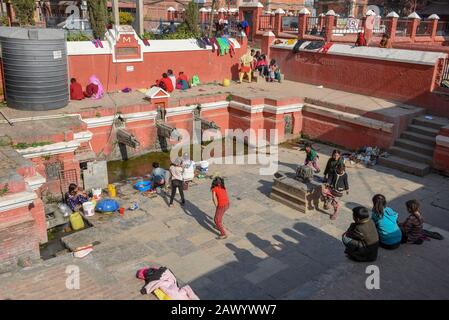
top-left (343, 206), bottom-right (379, 262)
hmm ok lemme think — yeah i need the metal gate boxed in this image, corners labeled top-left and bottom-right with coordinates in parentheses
top-left (284, 114), bottom-right (293, 135)
top-left (441, 58), bottom-right (449, 87)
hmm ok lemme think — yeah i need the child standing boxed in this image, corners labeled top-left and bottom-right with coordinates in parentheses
top-left (323, 149), bottom-right (344, 183)
top-left (400, 200), bottom-right (425, 245)
top-left (211, 176), bottom-right (230, 240)
top-left (342, 206), bottom-right (379, 262)
top-left (267, 59), bottom-right (280, 82)
top-left (322, 163), bottom-right (349, 220)
top-left (304, 142), bottom-right (320, 173)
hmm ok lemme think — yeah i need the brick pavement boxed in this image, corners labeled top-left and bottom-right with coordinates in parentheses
top-left (1, 143), bottom-right (449, 300)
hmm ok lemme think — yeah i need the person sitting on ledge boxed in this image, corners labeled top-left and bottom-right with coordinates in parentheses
top-left (70, 78), bottom-right (84, 100)
top-left (65, 183), bottom-right (89, 212)
top-left (157, 73), bottom-right (174, 93)
top-left (379, 33), bottom-right (392, 49)
top-left (167, 69), bottom-right (177, 90)
top-left (176, 71), bottom-right (189, 90)
top-left (355, 32), bottom-right (367, 47)
top-left (84, 75), bottom-right (104, 99)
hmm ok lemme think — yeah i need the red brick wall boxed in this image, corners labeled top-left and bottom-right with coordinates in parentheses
top-left (302, 110), bottom-right (394, 150)
top-left (270, 47), bottom-right (449, 117)
top-left (68, 42), bottom-right (246, 93)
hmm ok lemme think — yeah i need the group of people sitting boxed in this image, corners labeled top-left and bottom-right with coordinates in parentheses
top-left (355, 32), bottom-right (392, 48)
top-left (70, 76), bottom-right (104, 101)
top-left (155, 69), bottom-right (190, 93)
top-left (302, 143), bottom-right (440, 263)
top-left (238, 49), bottom-right (281, 84)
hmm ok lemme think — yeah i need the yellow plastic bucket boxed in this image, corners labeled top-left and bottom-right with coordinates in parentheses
top-left (70, 212), bottom-right (85, 231)
top-left (223, 78), bottom-right (230, 87)
top-left (108, 184), bottom-right (116, 198)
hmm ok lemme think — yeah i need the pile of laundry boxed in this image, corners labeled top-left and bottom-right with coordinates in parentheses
top-left (136, 266), bottom-right (199, 300)
top-left (292, 40), bottom-right (333, 54)
top-left (343, 146), bottom-right (386, 168)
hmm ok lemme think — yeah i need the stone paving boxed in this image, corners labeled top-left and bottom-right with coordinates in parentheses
top-left (1, 143), bottom-right (449, 300)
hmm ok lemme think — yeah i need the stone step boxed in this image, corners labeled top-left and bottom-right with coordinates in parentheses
top-left (389, 146), bottom-right (434, 165)
top-left (412, 115), bottom-right (449, 130)
top-left (379, 155), bottom-right (431, 177)
top-left (401, 131), bottom-right (436, 146)
top-left (407, 124), bottom-right (440, 137)
top-left (270, 192), bottom-right (305, 212)
top-left (394, 138), bottom-right (435, 156)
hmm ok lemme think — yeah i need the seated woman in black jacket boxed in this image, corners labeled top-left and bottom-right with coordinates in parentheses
top-left (342, 206), bottom-right (379, 262)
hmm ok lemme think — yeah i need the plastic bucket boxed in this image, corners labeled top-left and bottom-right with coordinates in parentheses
top-left (108, 184), bottom-right (116, 198)
top-left (82, 201), bottom-right (95, 217)
top-left (223, 78), bottom-right (230, 87)
top-left (70, 212), bottom-right (85, 230)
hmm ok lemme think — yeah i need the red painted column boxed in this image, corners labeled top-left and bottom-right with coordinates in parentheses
top-left (274, 10), bottom-right (284, 36)
top-left (298, 10), bottom-right (310, 39)
top-left (407, 13), bottom-right (421, 42)
top-left (429, 15), bottom-right (440, 41)
top-left (261, 31), bottom-right (275, 58)
top-left (324, 11), bottom-right (335, 42)
top-left (386, 12), bottom-right (399, 42)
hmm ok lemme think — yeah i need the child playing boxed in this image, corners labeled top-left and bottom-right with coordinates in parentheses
top-left (267, 59), bottom-right (280, 82)
top-left (211, 176), bottom-right (230, 240)
top-left (321, 163), bottom-right (349, 220)
top-left (400, 200), bottom-right (425, 245)
top-left (304, 142), bottom-right (320, 173)
top-left (342, 206), bottom-right (379, 262)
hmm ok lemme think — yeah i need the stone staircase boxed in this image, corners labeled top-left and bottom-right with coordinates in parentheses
top-left (379, 115), bottom-right (449, 176)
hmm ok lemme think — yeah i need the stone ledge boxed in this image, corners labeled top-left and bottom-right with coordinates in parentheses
top-left (303, 103), bottom-right (394, 133)
top-left (0, 191), bottom-right (37, 213)
top-left (436, 135), bottom-right (449, 148)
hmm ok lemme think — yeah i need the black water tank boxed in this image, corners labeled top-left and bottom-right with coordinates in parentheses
top-left (0, 27), bottom-right (68, 110)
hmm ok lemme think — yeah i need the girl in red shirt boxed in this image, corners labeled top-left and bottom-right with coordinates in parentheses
top-left (211, 176), bottom-right (230, 239)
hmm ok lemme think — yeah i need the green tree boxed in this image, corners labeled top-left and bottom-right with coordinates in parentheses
top-left (87, 0), bottom-right (108, 39)
top-left (184, 1), bottom-right (199, 36)
top-left (11, 0), bottom-right (36, 26)
top-left (119, 11), bottom-right (134, 25)
top-left (208, 0), bottom-right (217, 38)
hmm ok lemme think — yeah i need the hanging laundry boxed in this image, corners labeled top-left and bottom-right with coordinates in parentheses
top-left (196, 38), bottom-right (206, 49)
top-left (202, 37), bottom-right (212, 46)
top-left (209, 37), bottom-right (219, 53)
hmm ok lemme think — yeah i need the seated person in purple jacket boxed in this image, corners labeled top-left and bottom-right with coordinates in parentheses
top-left (65, 183), bottom-right (89, 211)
